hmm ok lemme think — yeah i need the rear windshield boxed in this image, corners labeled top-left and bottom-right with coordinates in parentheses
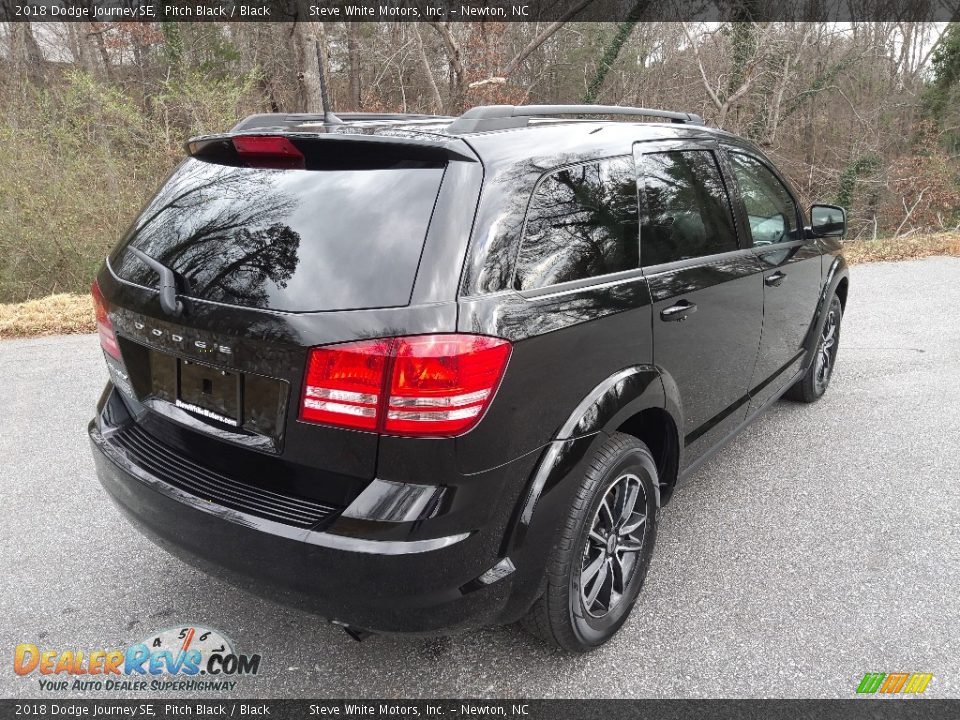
top-left (111, 158), bottom-right (445, 312)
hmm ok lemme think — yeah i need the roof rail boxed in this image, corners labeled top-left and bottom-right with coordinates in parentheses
top-left (446, 104), bottom-right (704, 133)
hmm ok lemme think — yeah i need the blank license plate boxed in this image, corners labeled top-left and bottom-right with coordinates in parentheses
top-left (176, 359), bottom-right (240, 426)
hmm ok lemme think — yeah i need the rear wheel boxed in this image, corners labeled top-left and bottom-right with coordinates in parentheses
top-left (786, 294), bottom-right (842, 403)
top-left (522, 432), bottom-right (658, 652)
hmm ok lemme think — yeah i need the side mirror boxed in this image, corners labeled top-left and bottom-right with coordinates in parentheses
top-left (809, 204), bottom-right (846, 238)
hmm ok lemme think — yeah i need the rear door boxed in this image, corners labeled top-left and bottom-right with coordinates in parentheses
top-left (722, 148), bottom-right (823, 410)
top-left (635, 140), bottom-right (764, 467)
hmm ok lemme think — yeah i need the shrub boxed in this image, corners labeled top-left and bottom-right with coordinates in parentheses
top-left (0, 69), bottom-right (261, 302)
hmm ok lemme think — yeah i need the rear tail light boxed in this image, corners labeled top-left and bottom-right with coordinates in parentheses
top-left (91, 280), bottom-right (121, 360)
top-left (385, 336), bottom-right (511, 435)
top-left (301, 339), bottom-right (392, 431)
top-left (300, 334), bottom-right (511, 437)
top-left (232, 135), bottom-right (305, 169)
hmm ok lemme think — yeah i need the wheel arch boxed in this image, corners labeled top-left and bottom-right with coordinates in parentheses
top-left (835, 275), bottom-right (849, 312)
top-left (505, 365), bottom-right (680, 551)
top-left (615, 406), bottom-right (682, 505)
top-left (498, 365), bottom-right (681, 624)
top-left (804, 255), bottom-right (850, 357)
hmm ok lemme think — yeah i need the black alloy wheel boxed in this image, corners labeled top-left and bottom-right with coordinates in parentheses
top-left (522, 432), bottom-right (659, 652)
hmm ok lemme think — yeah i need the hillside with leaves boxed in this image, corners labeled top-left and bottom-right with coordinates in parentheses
top-left (1, 20), bottom-right (958, 302)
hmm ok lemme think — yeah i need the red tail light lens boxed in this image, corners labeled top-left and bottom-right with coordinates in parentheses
top-left (385, 335), bottom-right (512, 435)
top-left (301, 339), bottom-right (392, 431)
top-left (232, 135), bottom-right (305, 169)
top-left (300, 334), bottom-right (511, 437)
top-left (91, 280), bottom-right (121, 361)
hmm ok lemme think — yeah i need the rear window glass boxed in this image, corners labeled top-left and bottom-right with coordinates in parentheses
top-left (111, 158), bottom-right (445, 312)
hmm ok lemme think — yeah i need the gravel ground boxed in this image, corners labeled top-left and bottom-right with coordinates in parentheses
top-left (1, 257), bottom-right (958, 699)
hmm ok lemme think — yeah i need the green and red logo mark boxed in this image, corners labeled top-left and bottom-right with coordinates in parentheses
top-left (856, 672), bottom-right (933, 694)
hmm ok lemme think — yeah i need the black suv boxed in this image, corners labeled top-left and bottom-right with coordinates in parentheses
top-left (89, 104), bottom-right (849, 652)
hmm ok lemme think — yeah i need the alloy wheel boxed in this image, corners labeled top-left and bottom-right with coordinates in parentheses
top-left (814, 300), bottom-right (840, 394)
top-left (579, 473), bottom-right (648, 618)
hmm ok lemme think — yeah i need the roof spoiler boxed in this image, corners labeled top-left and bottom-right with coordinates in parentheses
top-left (446, 104), bottom-right (705, 133)
top-left (185, 131), bottom-right (480, 165)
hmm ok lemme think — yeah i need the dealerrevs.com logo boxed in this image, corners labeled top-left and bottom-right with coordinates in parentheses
top-left (14, 626), bottom-right (261, 693)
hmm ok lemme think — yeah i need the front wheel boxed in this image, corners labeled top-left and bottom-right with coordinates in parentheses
top-left (786, 294), bottom-right (842, 403)
top-left (521, 432), bottom-right (659, 652)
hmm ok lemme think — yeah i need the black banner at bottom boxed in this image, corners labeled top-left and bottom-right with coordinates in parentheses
top-left (0, 699), bottom-right (958, 720)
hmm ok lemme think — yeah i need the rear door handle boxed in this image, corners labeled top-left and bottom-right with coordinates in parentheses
top-left (765, 271), bottom-right (787, 287)
top-left (660, 300), bottom-right (697, 322)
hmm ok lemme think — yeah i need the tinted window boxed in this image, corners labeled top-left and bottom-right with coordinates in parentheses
top-left (639, 150), bottom-right (739, 267)
top-left (514, 157), bottom-right (639, 290)
top-left (111, 158), bottom-right (445, 312)
top-left (728, 152), bottom-right (800, 246)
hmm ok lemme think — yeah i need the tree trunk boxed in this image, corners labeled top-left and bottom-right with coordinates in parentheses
top-left (347, 22), bottom-right (361, 110)
top-left (7, 21), bottom-right (45, 83)
top-left (55, 2), bottom-right (100, 77)
top-left (582, 0), bottom-right (649, 104)
top-left (429, 22), bottom-right (466, 111)
top-left (414, 25), bottom-right (444, 113)
top-left (92, 25), bottom-right (113, 82)
top-left (292, 20), bottom-right (324, 113)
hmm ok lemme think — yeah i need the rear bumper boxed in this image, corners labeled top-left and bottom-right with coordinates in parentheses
top-left (89, 420), bottom-right (518, 634)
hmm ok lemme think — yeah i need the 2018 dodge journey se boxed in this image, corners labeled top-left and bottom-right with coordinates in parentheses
top-left (88, 104), bottom-right (849, 651)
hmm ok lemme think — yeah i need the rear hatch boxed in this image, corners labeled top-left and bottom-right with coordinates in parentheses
top-left (96, 133), bottom-right (461, 510)
top-left (112, 138), bottom-right (446, 313)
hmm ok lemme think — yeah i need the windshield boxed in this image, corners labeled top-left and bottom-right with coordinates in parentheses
top-left (111, 158), bottom-right (445, 312)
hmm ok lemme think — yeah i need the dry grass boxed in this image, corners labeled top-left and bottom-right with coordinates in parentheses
top-left (844, 232), bottom-right (960, 264)
top-left (0, 233), bottom-right (958, 339)
top-left (0, 293), bottom-right (94, 339)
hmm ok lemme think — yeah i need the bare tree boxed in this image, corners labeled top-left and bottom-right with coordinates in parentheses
top-left (291, 20), bottom-right (325, 112)
top-left (414, 24), bottom-right (444, 113)
top-left (682, 22), bottom-right (774, 128)
top-left (346, 22), bottom-right (362, 110)
top-left (429, 4), bottom-right (594, 110)
top-left (6, 20), bottom-right (45, 83)
top-left (427, 21), bottom-right (466, 110)
top-left (496, 2), bottom-right (595, 79)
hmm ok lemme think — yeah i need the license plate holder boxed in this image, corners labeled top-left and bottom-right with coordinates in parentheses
top-left (176, 359), bottom-right (241, 427)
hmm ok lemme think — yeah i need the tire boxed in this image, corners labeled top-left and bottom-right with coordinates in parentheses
top-left (521, 432), bottom-right (659, 652)
top-left (786, 294), bottom-right (843, 403)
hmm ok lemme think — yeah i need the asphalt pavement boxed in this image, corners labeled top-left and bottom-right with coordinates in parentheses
top-left (1, 257), bottom-right (958, 699)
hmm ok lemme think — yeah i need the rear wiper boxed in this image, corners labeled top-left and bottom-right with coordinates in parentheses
top-left (127, 247), bottom-right (185, 317)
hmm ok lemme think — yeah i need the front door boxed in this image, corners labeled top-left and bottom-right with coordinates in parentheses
top-left (635, 141), bottom-right (764, 468)
top-left (723, 149), bottom-right (823, 410)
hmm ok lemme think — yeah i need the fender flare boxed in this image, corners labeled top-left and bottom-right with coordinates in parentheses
top-left (496, 365), bottom-right (682, 621)
top-left (803, 254), bottom-right (850, 359)
top-left (556, 365), bottom-right (668, 441)
top-left (506, 365), bottom-right (679, 551)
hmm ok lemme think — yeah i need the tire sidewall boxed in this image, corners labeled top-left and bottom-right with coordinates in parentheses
top-left (564, 442), bottom-right (659, 650)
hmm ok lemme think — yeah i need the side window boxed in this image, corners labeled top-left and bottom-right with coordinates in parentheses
top-left (514, 156), bottom-right (639, 291)
top-left (639, 150), bottom-right (739, 267)
top-left (727, 151), bottom-right (800, 246)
